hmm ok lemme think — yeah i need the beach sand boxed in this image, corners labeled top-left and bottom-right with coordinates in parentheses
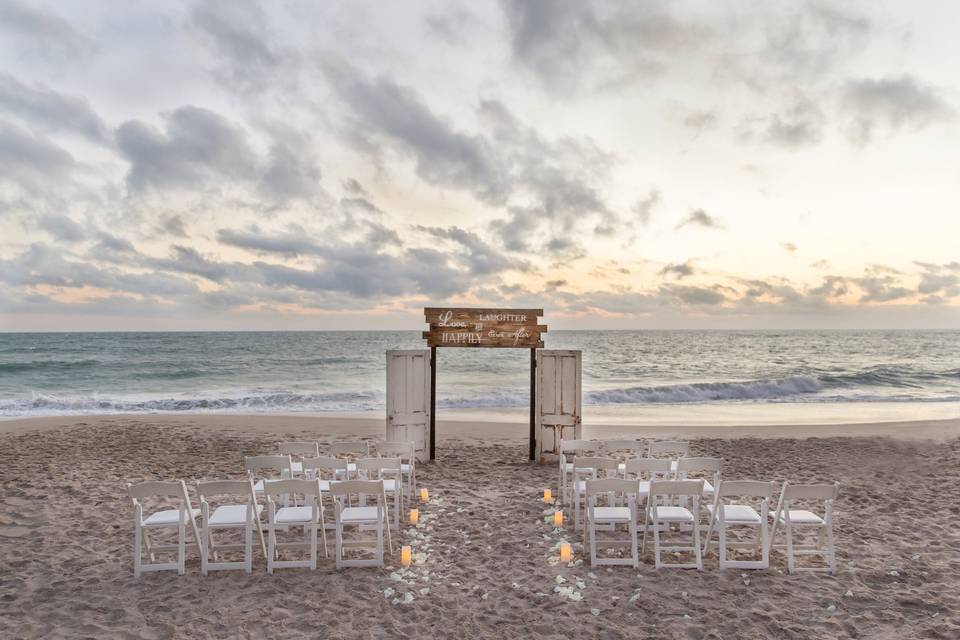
top-left (2, 414), bottom-right (959, 639)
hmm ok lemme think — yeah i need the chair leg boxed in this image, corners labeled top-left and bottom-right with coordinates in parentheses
top-left (785, 523), bottom-right (795, 574)
top-left (335, 522), bottom-right (343, 570)
top-left (134, 524), bottom-right (142, 578)
top-left (377, 521), bottom-right (384, 568)
top-left (693, 517), bottom-right (703, 571)
top-left (310, 523), bottom-right (318, 571)
top-left (245, 524), bottom-right (253, 573)
top-left (826, 523), bottom-right (836, 574)
top-left (268, 526), bottom-right (276, 575)
top-left (761, 521), bottom-right (770, 569)
top-left (630, 520), bottom-right (639, 568)
top-left (201, 524), bottom-right (209, 576)
top-left (718, 524), bottom-right (727, 570)
top-left (653, 520), bottom-right (662, 569)
top-left (177, 521), bottom-right (186, 575)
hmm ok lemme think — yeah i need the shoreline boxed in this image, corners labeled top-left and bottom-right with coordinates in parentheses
top-left (2, 411), bottom-right (958, 441)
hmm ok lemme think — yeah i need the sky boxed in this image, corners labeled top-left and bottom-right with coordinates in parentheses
top-left (0, 0), bottom-right (958, 331)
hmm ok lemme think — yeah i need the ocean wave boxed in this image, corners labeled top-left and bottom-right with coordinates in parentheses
top-left (0, 390), bottom-right (384, 416)
top-left (0, 359), bottom-right (100, 373)
top-left (586, 376), bottom-right (823, 405)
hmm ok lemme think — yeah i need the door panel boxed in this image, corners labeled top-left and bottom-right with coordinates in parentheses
top-left (535, 350), bottom-right (582, 461)
top-left (386, 350), bottom-right (432, 462)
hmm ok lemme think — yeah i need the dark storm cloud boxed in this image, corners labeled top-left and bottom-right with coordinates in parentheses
top-left (0, 121), bottom-right (75, 190)
top-left (658, 261), bottom-right (695, 279)
top-left (116, 106), bottom-right (257, 192)
top-left (500, 0), bottom-right (705, 91)
top-left (0, 73), bottom-right (109, 142)
top-left (676, 209), bottom-right (723, 230)
top-left (841, 75), bottom-right (955, 145)
top-left (0, 0), bottom-right (96, 61)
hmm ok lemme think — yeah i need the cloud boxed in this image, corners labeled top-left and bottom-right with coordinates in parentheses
top-left (116, 106), bottom-right (258, 192)
top-left (217, 225), bottom-right (322, 257)
top-left (632, 188), bottom-right (661, 226)
top-left (853, 275), bottom-right (913, 303)
top-left (916, 261), bottom-right (960, 298)
top-left (781, 242), bottom-right (798, 253)
top-left (842, 75), bottom-right (955, 145)
top-left (191, 0), bottom-right (285, 91)
top-left (682, 110), bottom-right (718, 134)
top-left (676, 208), bottom-right (723, 230)
top-left (415, 225), bottom-right (528, 275)
top-left (500, 0), bottom-right (706, 91)
top-left (0, 73), bottom-right (109, 142)
top-left (658, 260), bottom-right (695, 279)
top-left (0, 0), bottom-right (96, 62)
top-left (742, 93), bottom-right (825, 148)
top-left (659, 283), bottom-right (727, 306)
top-left (0, 122), bottom-right (75, 191)
top-left (259, 126), bottom-right (323, 202)
top-left (38, 214), bottom-right (85, 243)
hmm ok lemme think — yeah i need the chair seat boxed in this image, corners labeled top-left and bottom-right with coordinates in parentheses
top-left (382, 479), bottom-right (400, 492)
top-left (702, 480), bottom-right (714, 495)
top-left (706, 504), bottom-right (761, 523)
top-left (774, 509), bottom-right (824, 525)
top-left (291, 461), bottom-right (303, 474)
top-left (274, 506), bottom-right (316, 524)
top-left (401, 463), bottom-right (412, 473)
top-left (208, 504), bottom-right (263, 526)
top-left (144, 508), bottom-right (200, 526)
top-left (574, 480), bottom-right (587, 493)
top-left (318, 480), bottom-right (331, 491)
top-left (637, 480), bottom-right (650, 496)
top-left (341, 506), bottom-right (380, 523)
top-left (592, 506), bottom-right (632, 522)
top-left (652, 506), bottom-right (694, 522)
top-left (563, 462), bottom-right (574, 473)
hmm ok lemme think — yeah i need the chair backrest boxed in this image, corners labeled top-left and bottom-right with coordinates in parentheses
top-left (302, 456), bottom-right (347, 479)
top-left (782, 482), bottom-right (840, 501)
top-left (196, 479), bottom-right (257, 502)
top-left (355, 457), bottom-right (402, 478)
top-left (244, 455), bottom-right (292, 477)
top-left (262, 478), bottom-right (322, 499)
top-left (623, 458), bottom-right (673, 479)
top-left (676, 457), bottom-right (723, 483)
top-left (648, 440), bottom-right (689, 458)
top-left (278, 442), bottom-right (320, 458)
top-left (573, 456), bottom-right (620, 478)
top-left (649, 479), bottom-right (704, 498)
top-left (717, 480), bottom-right (775, 499)
top-left (585, 477), bottom-right (639, 498)
top-left (600, 440), bottom-right (645, 455)
top-left (378, 441), bottom-right (415, 460)
top-left (330, 441), bottom-right (370, 457)
top-left (329, 479), bottom-right (384, 500)
top-left (560, 439), bottom-right (594, 454)
top-left (127, 480), bottom-right (188, 501)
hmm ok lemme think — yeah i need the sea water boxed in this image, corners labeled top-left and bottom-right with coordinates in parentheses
top-left (1, 330), bottom-right (959, 422)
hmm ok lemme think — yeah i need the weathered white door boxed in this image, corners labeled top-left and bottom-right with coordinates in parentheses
top-left (386, 350), bottom-right (432, 462)
top-left (535, 350), bottom-right (582, 461)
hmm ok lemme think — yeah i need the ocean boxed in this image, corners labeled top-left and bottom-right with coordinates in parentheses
top-left (1, 330), bottom-right (959, 422)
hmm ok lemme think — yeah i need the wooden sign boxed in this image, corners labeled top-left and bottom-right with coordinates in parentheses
top-left (423, 307), bottom-right (546, 348)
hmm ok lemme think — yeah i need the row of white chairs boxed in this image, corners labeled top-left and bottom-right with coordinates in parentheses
top-left (578, 476), bottom-right (840, 573)
top-left (128, 439), bottom-right (419, 577)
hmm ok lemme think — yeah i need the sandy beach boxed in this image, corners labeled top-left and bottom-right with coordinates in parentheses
top-left (2, 414), bottom-right (959, 639)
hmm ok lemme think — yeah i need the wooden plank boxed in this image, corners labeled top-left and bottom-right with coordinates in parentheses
top-left (425, 333), bottom-right (544, 348)
top-left (424, 307), bottom-right (543, 325)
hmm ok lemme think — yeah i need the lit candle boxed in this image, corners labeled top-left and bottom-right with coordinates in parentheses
top-left (401, 545), bottom-right (412, 567)
top-left (560, 542), bottom-right (571, 562)
top-left (553, 510), bottom-right (563, 527)
top-left (420, 488), bottom-right (429, 502)
top-left (543, 489), bottom-right (552, 503)
top-left (409, 508), bottom-right (419, 525)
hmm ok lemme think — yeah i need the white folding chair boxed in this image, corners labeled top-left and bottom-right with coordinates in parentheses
top-left (356, 457), bottom-right (403, 531)
top-left (244, 455), bottom-right (293, 495)
top-left (558, 439), bottom-right (594, 510)
top-left (329, 480), bottom-right (393, 569)
top-left (600, 439), bottom-right (646, 459)
top-left (263, 478), bottom-right (326, 573)
top-left (584, 478), bottom-right (639, 567)
top-left (378, 441), bottom-right (417, 499)
top-left (329, 441), bottom-right (370, 478)
top-left (277, 442), bottom-right (320, 477)
top-left (642, 479), bottom-right (705, 570)
top-left (647, 440), bottom-right (689, 476)
top-left (127, 480), bottom-right (202, 577)
top-left (769, 482), bottom-right (840, 574)
top-left (623, 458), bottom-right (674, 516)
top-left (702, 480), bottom-right (774, 570)
top-left (571, 456), bottom-right (620, 532)
top-left (675, 457), bottom-right (723, 497)
top-left (196, 479), bottom-right (266, 575)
